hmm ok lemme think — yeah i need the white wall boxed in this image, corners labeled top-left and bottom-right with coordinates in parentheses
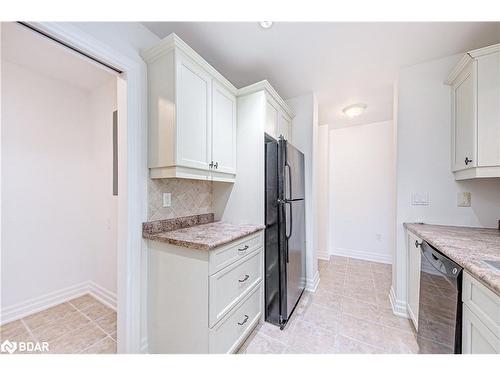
top-left (316, 124), bottom-right (330, 260)
top-left (328, 121), bottom-right (395, 264)
top-left (286, 93), bottom-right (319, 290)
top-left (393, 53), bottom-right (500, 311)
top-left (1, 59), bottom-right (117, 319)
top-left (88, 79), bottom-right (118, 295)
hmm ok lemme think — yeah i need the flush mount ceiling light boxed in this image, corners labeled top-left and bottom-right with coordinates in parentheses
top-left (342, 103), bottom-right (367, 118)
top-left (259, 21), bottom-right (273, 29)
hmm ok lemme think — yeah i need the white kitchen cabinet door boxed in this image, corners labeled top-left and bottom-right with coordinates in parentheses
top-left (477, 52), bottom-right (500, 167)
top-left (175, 53), bottom-right (212, 171)
top-left (407, 232), bottom-right (422, 330)
top-left (462, 305), bottom-right (500, 354)
top-left (212, 80), bottom-right (236, 175)
top-left (278, 112), bottom-right (292, 141)
top-left (452, 61), bottom-right (477, 171)
top-left (265, 98), bottom-right (279, 139)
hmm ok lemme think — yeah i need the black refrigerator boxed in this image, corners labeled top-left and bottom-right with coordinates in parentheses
top-left (264, 135), bottom-right (306, 329)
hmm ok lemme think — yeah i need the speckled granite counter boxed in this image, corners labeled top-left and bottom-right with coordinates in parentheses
top-left (404, 223), bottom-right (500, 295)
top-left (143, 213), bottom-right (264, 251)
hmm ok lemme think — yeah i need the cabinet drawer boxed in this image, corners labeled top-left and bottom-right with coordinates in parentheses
top-left (463, 305), bottom-right (500, 354)
top-left (209, 283), bottom-right (262, 354)
top-left (209, 248), bottom-right (262, 327)
top-left (462, 271), bottom-right (500, 339)
top-left (209, 231), bottom-right (263, 275)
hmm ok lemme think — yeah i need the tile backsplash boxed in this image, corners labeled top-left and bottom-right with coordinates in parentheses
top-left (148, 178), bottom-right (213, 221)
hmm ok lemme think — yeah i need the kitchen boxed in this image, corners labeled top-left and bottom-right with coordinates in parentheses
top-left (0, 19), bottom-right (499, 360)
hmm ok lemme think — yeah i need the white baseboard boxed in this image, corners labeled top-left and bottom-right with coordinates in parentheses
top-left (305, 270), bottom-right (320, 292)
top-left (331, 247), bottom-right (392, 264)
top-left (389, 286), bottom-right (408, 318)
top-left (1, 281), bottom-right (116, 325)
top-left (88, 281), bottom-right (117, 311)
top-left (317, 250), bottom-right (330, 261)
top-left (140, 337), bottom-right (149, 354)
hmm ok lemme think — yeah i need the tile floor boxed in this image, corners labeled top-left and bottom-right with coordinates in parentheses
top-left (0, 294), bottom-right (117, 354)
top-left (239, 256), bottom-right (419, 354)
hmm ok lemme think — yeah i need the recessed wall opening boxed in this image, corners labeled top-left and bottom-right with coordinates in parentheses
top-left (1, 22), bottom-right (121, 353)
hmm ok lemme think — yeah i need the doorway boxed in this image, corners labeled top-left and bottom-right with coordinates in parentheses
top-left (1, 22), bottom-right (123, 353)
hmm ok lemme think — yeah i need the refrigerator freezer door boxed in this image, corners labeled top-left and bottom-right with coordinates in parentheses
top-left (285, 142), bottom-right (305, 200)
top-left (264, 139), bottom-right (282, 325)
top-left (285, 199), bottom-right (306, 319)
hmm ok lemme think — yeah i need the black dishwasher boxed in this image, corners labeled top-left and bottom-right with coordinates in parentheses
top-left (417, 241), bottom-right (463, 354)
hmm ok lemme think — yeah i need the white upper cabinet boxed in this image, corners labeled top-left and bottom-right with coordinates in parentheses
top-left (264, 94), bottom-right (293, 141)
top-left (175, 53), bottom-right (212, 171)
top-left (142, 34), bottom-right (237, 182)
top-left (212, 81), bottom-right (236, 175)
top-left (447, 43), bottom-right (500, 180)
top-left (265, 97), bottom-right (279, 138)
top-left (278, 111), bottom-right (292, 142)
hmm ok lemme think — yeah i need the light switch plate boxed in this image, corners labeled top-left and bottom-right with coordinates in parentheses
top-left (411, 192), bottom-right (429, 206)
top-left (162, 192), bottom-right (171, 207)
top-left (457, 192), bottom-right (471, 207)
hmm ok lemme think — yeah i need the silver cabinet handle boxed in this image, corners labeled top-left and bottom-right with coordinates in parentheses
top-left (415, 240), bottom-right (422, 248)
top-left (238, 245), bottom-right (249, 252)
top-left (209, 161), bottom-right (213, 168)
top-left (237, 314), bottom-right (249, 326)
top-left (465, 157), bottom-right (473, 166)
top-left (239, 274), bottom-right (250, 283)
top-left (214, 162), bottom-right (218, 169)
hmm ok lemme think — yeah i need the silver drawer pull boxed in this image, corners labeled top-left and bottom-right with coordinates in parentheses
top-left (237, 315), bottom-right (249, 326)
top-left (239, 274), bottom-right (250, 283)
top-left (238, 245), bottom-right (249, 252)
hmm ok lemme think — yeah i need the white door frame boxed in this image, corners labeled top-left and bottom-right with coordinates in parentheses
top-left (28, 22), bottom-right (147, 353)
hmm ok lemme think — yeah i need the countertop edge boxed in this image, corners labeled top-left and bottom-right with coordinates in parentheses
top-left (143, 225), bottom-right (265, 251)
top-left (404, 223), bottom-right (500, 296)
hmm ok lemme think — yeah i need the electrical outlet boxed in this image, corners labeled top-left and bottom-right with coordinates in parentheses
top-left (457, 192), bottom-right (471, 207)
top-left (162, 192), bottom-right (171, 207)
top-left (411, 192), bottom-right (429, 206)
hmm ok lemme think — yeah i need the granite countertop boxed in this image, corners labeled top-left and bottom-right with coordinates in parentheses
top-left (143, 213), bottom-right (265, 251)
top-left (404, 223), bottom-right (500, 295)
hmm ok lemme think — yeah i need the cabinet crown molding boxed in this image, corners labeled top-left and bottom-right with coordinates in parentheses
top-left (237, 80), bottom-right (295, 119)
top-left (446, 43), bottom-right (500, 85)
top-left (141, 33), bottom-right (238, 95)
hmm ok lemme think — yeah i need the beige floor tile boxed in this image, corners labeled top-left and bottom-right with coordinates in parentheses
top-left (341, 296), bottom-right (382, 324)
top-left (255, 320), bottom-right (296, 345)
top-left (301, 303), bottom-right (341, 333)
top-left (0, 320), bottom-right (27, 340)
top-left (48, 322), bottom-right (107, 354)
top-left (23, 303), bottom-right (76, 331)
top-left (110, 331), bottom-right (117, 341)
top-left (286, 320), bottom-right (336, 354)
top-left (32, 310), bottom-right (90, 342)
top-left (380, 326), bottom-right (418, 354)
top-left (378, 308), bottom-right (414, 333)
top-left (309, 288), bottom-right (343, 311)
top-left (370, 262), bottom-right (391, 273)
top-left (69, 294), bottom-right (98, 311)
top-left (94, 312), bottom-right (117, 334)
top-left (241, 332), bottom-right (288, 354)
top-left (334, 335), bottom-right (384, 354)
top-left (80, 302), bottom-right (114, 321)
top-left (82, 337), bottom-right (117, 354)
top-left (339, 313), bottom-right (386, 348)
top-left (342, 285), bottom-right (377, 305)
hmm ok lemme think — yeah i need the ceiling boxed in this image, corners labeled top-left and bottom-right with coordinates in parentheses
top-left (1, 22), bottom-right (115, 92)
top-left (143, 22), bottom-right (500, 127)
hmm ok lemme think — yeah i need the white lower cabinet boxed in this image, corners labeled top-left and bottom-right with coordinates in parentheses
top-left (147, 231), bottom-right (264, 353)
top-left (406, 231), bottom-right (422, 330)
top-left (462, 271), bottom-right (500, 354)
top-left (463, 305), bottom-right (500, 354)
